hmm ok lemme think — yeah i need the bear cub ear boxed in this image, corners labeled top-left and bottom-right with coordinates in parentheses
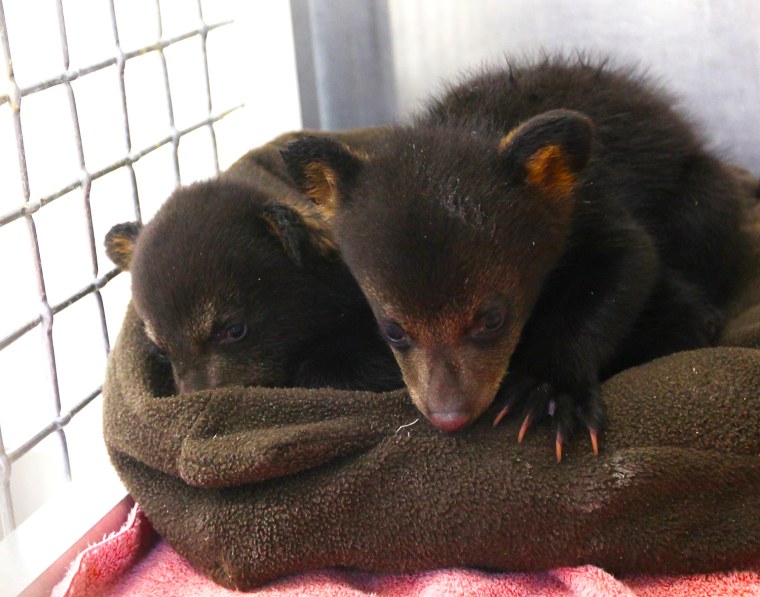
top-left (280, 136), bottom-right (364, 216)
top-left (259, 203), bottom-right (311, 266)
top-left (104, 221), bottom-right (142, 271)
top-left (499, 109), bottom-right (593, 199)
top-left (259, 202), bottom-right (337, 266)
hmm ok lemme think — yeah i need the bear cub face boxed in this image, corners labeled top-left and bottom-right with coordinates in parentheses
top-left (282, 111), bottom-right (592, 430)
top-left (106, 180), bottom-right (398, 394)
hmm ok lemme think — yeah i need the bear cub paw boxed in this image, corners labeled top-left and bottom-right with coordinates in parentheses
top-left (493, 371), bottom-right (606, 462)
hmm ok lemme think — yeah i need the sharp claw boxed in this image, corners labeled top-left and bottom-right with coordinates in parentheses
top-left (517, 413), bottom-right (533, 443)
top-left (493, 405), bottom-right (510, 427)
top-left (589, 428), bottom-right (599, 456)
top-left (555, 434), bottom-right (563, 462)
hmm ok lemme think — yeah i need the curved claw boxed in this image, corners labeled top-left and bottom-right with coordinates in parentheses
top-left (517, 413), bottom-right (533, 443)
top-left (493, 405), bottom-right (510, 427)
top-left (555, 433), bottom-right (563, 462)
top-left (589, 428), bottom-right (599, 456)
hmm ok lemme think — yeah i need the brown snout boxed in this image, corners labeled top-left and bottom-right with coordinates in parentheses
top-left (400, 347), bottom-right (505, 433)
top-left (175, 368), bottom-right (212, 394)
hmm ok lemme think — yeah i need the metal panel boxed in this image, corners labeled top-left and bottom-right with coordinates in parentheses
top-left (291, 0), bottom-right (760, 172)
top-left (290, 0), bottom-right (398, 130)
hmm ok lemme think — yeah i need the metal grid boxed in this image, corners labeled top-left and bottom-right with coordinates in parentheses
top-left (0, 0), bottom-right (241, 537)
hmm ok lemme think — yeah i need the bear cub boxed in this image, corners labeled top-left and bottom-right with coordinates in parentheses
top-left (282, 56), bottom-right (749, 459)
top-left (106, 135), bottom-right (401, 394)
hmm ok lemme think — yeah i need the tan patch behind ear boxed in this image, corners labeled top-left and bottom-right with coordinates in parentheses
top-left (104, 229), bottom-right (138, 270)
top-left (259, 210), bottom-right (300, 263)
top-left (524, 144), bottom-right (577, 198)
top-left (260, 200), bottom-right (337, 262)
top-left (109, 236), bottom-right (135, 267)
top-left (497, 128), bottom-right (518, 153)
top-left (304, 161), bottom-right (341, 218)
top-left (292, 209), bottom-right (337, 256)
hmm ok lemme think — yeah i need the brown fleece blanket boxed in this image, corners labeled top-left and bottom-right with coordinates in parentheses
top-left (104, 174), bottom-right (760, 590)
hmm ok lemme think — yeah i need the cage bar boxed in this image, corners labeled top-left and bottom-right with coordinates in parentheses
top-left (0, 0), bottom-right (241, 539)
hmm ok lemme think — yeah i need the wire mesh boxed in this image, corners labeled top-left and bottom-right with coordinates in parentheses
top-left (0, 0), bottom-right (241, 538)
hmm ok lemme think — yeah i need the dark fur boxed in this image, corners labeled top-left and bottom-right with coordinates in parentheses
top-left (282, 56), bottom-right (749, 448)
top-left (105, 175), bottom-right (401, 395)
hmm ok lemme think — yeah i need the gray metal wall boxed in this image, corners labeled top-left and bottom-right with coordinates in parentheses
top-left (292, 0), bottom-right (760, 173)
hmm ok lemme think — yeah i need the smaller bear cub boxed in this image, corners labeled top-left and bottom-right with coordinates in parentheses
top-left (106, 135), bottom-right (401, 394)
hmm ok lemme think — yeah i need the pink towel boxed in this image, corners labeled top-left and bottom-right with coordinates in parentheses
top-left (53, 504), bottom-right (760, 597)
top-left (51, 503), bottom-right (155, 597)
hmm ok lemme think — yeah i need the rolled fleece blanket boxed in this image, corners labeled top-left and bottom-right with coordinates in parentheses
top-left (103, 181), bottom-right (760, 592)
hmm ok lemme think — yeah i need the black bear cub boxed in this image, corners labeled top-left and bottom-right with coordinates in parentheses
top-left (282, 56), bottom-right (749, 459)
top-left (106, 132), bottom-right (401, 394)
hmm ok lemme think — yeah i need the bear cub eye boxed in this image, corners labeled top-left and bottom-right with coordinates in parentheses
top-left (220, 322), bottom-right (248, 344)
top-left (470, 307), bottom-right (507, 341)
top-left (148, 341), bottom-right (170, 363)
top-left (382, 320), bottom-right (411, 349)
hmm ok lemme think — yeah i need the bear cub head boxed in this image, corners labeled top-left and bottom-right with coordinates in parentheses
top-left (282, 110), bottom-right (593, 430)
top-left (106, 180), bottom-right (395, 394)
